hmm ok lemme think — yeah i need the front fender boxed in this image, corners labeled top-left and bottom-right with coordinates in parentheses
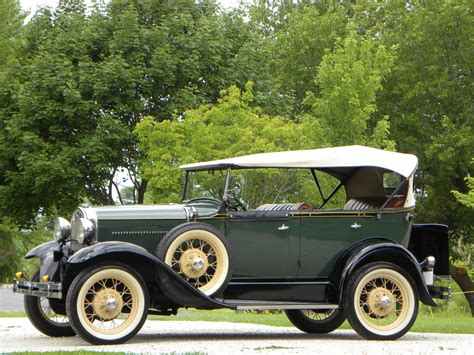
top-left (339, 243), bottom-right (436, 306)
top-left (25, 241), bottom-right (61, 281)
top-left (25, 241), bottom-right (59, 260)
top-left (66, 241), bottom-right (230, 309)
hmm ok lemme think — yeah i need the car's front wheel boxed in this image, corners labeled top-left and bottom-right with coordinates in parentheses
top-left (344, 262), bottom-right (418, 340)
top-left (66, 263), bottom-right (149, 345)
top-left (285, 308), bottom-right (345, 334)
top-left (24, 270), bottom-right (75, 337)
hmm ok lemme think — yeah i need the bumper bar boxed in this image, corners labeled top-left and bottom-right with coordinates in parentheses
top-left (428, 285), bottom-right (450, 301)
top-left (13, 279), bottom-right (62, 299)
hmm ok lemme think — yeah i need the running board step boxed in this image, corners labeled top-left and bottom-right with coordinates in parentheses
top-left (214, 299), bottom-right (339, 311)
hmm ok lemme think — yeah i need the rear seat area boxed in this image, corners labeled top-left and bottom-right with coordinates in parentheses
top-left (256, 203), bottom-right (312, 211)
top-left (344, 195), bottom-right (406, 210)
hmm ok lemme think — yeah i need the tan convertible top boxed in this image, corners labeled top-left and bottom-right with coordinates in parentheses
top-left (180, 145), bottom-right (418, 178)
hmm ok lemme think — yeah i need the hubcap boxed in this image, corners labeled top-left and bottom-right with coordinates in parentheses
top-left (192, 257), bottom-right (205, 270)
top-left (179, 249), bottom-right (209, 278)
top-left (93, 288), bottom-right (123, 320)
top-left (367, 287), bottom-right (394, 317)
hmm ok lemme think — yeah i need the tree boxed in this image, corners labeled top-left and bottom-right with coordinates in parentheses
top-left (272, 2), bottom-right (348, 116)
top-left (135, 82), bottom-right (308, 203)
top-left (0, 0), bottom-right (24, 67)
top-left (307, 28), bottom-right (396, 149)
top-left (0, 0), bottom-right (272, 225)
top-left (368, 0), bottom-right (474, 243)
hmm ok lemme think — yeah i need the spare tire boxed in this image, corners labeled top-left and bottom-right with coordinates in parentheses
top-left (156, 222), bottom-right (232, 299)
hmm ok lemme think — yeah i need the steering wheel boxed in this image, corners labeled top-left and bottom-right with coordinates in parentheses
top-left (226, 193), bottom-right (247, 211)
top-left (185, 197), bottom-right (222, 209)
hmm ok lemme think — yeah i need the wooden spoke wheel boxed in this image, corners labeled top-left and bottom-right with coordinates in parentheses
top-left (24, 270), bottom-right (75, 337)
top-left (157, 222), bottom-right (232, 299)
top-left (66, 263), bottom-right (149, 345)
top-left (285, 309), bottom-right (345, 334)
top-left (344, 262), bottom-right (418, 340)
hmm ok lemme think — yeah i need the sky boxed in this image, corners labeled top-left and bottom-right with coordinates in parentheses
top-left (19, 0), bottom-right (242, 14)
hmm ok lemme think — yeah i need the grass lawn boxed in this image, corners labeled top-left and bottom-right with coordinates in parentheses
top-left (2, 308), bottom-right (472, 334)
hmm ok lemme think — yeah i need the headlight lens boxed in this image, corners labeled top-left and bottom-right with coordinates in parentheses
top-left (71, 217), bottom-right (95, 244)
top-left (53, 217), bottom-right (71, 242)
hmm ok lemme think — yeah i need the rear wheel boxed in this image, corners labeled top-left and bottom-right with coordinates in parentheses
top-left (344, 262), bottom-right (418, 340)
top-left (66, 263), bottom-right (149, 345)
top-left (24, 270), bottom-right (75, 337)
top-left (285, 309), bottom-right (345, 334)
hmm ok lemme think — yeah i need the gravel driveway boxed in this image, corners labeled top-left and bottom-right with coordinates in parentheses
top-left (1, 318), bottom-right (473, 354)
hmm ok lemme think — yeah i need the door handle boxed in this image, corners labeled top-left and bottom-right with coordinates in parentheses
top-left (351, 223), bottom-right (362, 229)
top-left (278, 224), bottom-right (289, 231)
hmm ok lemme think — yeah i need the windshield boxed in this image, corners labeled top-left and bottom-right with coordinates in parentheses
top-left (184, 170), bottom-right (227, 201)
top-left (183, 169), bottom-right (346, 210)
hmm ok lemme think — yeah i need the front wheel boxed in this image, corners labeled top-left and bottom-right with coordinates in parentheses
top-left (285, 309), bottom-right (345, 334)
top-left (24, 270), bottom-right (75, 337)
top-left (66, 263), bottom-right (149, 345)
top-left (344, 262), bottom-right (418, 340)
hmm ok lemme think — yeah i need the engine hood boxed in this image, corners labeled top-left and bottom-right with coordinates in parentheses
top-left (92, 204), bottom-right (189, 220)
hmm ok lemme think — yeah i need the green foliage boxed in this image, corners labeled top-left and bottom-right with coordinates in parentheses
top-left (374, 0), bottom-right (473, 246)
top-left (0, 0), bottom-right (24, 66)
top-left (452, 161), bottom-right (474, 209)
top-left (310, 28), bottom-right (395, 149)
top-left (0, 221), bottom-right (50, 282)
top-left (272, 3), bottom-right (348, 116)
top-left (0, 223), bottom-right (18, 281)
top-left (0, 0), bottom-right (271, 225)
top-left (136, 82), bottom-right (307, 203)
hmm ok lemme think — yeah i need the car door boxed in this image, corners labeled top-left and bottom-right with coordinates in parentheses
top-left (298, 210), bottom-right (410, 278)
top-left (225, 210), bottom-right (300, 279)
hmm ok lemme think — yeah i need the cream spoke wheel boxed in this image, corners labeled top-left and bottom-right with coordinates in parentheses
top-left (285, 308), bottom-right (346, 334)
top-left (67, 265), bottom-right (148, 344)
top-left (38, 297), bottom-right (69, 325)
top-left (163, 227), bottom-right (230, 296)
top-left (302, 310), bottom-right (336, 321)
top-left (345, 263), bottom-right (418, 340)
top-left (25, 270), bottom-right (75, 337)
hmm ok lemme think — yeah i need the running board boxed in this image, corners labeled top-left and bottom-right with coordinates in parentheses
top-left (215, 299), bottom-right (339, 311)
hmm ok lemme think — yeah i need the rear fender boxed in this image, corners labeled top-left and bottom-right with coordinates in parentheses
top-left (66, 241), bottom-right (230, 309)
top-left (338, 243), bottom-right (436, 306)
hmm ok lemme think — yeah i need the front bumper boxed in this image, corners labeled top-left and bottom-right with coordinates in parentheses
top-left (428, 285), bottom-right (450, 301)
top-left (13, 278), bottom-right (62, 299)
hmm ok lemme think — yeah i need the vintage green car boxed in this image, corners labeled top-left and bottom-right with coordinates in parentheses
top-left (14, 145), bottom-right (450, 344)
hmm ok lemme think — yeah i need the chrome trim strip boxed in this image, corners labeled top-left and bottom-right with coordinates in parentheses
top-left (93, 204), bottom-right (188, 220)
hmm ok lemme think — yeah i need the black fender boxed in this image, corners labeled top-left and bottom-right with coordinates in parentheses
top-left (337, 242), bottom-right (436, 306)
top-left (25, 241), bottom-right (61, 281)
top-left (66, 241), bottom-right (231, 309)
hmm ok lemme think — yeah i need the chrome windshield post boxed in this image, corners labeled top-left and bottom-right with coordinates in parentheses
top-left (222, 167), bottom-right (232, 202)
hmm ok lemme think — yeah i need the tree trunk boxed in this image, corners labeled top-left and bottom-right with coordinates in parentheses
top-left (449, 263), bottom-right (474, 316)
top-left (137, 179), bottom-right (148, 204)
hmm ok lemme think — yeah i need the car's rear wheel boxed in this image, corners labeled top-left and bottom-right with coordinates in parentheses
top-left (285, 308), bottom-right (345, 334)
top-left (156, 222), bottom-right (232, 298)
top-left (344, 262), bottom-right (418, 340)
top-left (24, 270), bottom-right (75, 337)
top-left (66, 263), bottom-right (149, 345)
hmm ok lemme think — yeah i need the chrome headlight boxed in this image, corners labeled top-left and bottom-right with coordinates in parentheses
top-left (53, 217), bottom-right (71, 242)
top-left (71, 217), bottom-right (95, 244)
